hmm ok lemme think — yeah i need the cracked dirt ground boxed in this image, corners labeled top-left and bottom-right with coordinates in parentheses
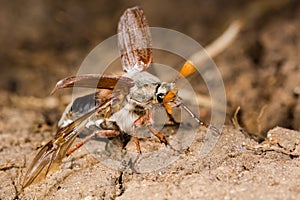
top-left (1, 0), bottom-right (300, 199)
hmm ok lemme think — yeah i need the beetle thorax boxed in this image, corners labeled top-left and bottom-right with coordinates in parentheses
top-left (125, 71), bottom-right (159, 107)
top-left (125, 71), bottom-right (174, 108)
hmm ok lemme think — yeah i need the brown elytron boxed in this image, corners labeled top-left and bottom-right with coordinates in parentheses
top-left (22, 6), bottom-right (217, 188)
top-left (118, 7), bottom-right (152, 72)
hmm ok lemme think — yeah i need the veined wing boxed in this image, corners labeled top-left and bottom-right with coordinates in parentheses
top-left (22, 99), bottom-right (112, 188)
top-left (58, 90), bottom-right (113, 128)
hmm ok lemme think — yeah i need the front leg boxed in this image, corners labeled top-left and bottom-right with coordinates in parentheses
top-left (136, 111), bottom-right (178, 151)
top-left (131, 111), bottom-right (180, 171)
top-left (165, 111), bottom-right (180, 126)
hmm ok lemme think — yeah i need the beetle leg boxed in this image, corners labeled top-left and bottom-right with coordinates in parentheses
top-left (131, 111), bottom-right (181, 171)
top-left (131, 114), bottom-right (149, 171)
top-left (165, 112), bottom-right (180, 126)
top-left (131, 129), bottom-right (141, 173)
top-left (132, 114), bottom-right (147, 154)
top-left (66, 130), bottom-right (121, 156)
top-left (145, 111), bottom-right (180, 152)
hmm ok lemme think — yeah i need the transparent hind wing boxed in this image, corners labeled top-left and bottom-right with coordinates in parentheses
top-left (22, 99), bottom-right (112, 188)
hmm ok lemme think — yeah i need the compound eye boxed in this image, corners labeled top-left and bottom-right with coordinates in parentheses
top-left (156, 93), bottom-right (164, 103)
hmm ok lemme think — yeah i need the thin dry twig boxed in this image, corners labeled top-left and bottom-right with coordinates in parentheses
top-left (243, 143), bottom-right (300, 157)
top-left (189, 20), bottom-right (243, 66)
top-left (191, 20), bottom-right (243, 108)
top-left (257, 105), bottom-right (268, 133)
top-left (232, 106), bottom-right (242, 130)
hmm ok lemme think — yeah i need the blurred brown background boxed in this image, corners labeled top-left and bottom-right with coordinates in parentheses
top-left (0, 0), bottom-right (299, 135)
top-left (1, 1), bottom-right (300, 199)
